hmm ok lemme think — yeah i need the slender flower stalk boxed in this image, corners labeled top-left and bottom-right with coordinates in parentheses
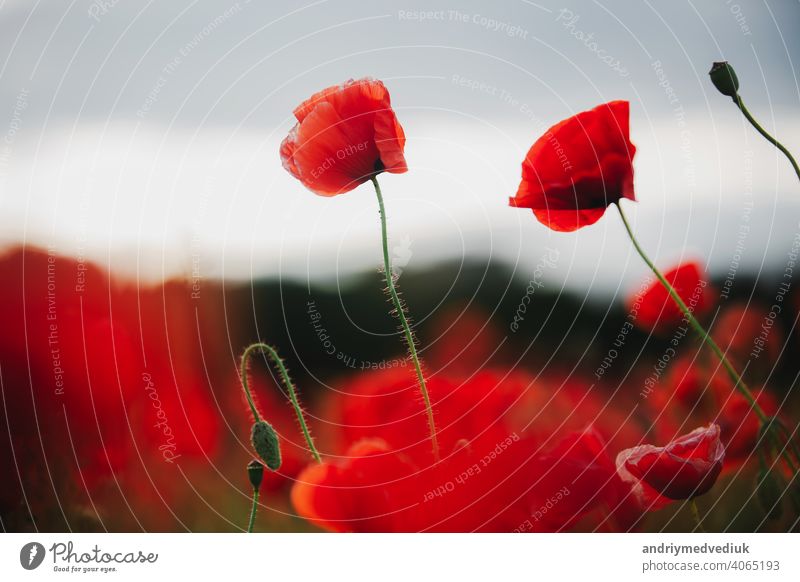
top-left (709, 61), bottom-right (800, 185)
top-left (616, 202), bottom-right (798, 475)
top-left (246, 460), bottom-right (264, 533)
top-left (733, 96), bottom-right (800, 183)
top-left (240, 342), bottom-right (321, 464)
top-left (617, 203), bottom-right (761, 414)
top-left (690, 499), bottom-right (706, 533)
top-left (247, 490), bottom-right (260, 533)
top-left (279, 79), bottom-right (435, 457)
top-left (371, 176), bottom-right (439, 461)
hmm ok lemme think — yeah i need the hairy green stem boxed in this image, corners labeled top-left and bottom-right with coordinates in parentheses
top-left (240, 342), bottom-right (321, 463)
top-left (371, 176), bottom-right (440, 461)
top-left (247, 489), bottom-right (259, 533)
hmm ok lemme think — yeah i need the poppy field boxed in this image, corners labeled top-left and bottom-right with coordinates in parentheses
top-left (0, 2), bottom-right (799, 540)
top-left (2, 70), bottom-right (800, 534)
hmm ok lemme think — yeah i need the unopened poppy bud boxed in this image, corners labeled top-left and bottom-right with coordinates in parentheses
top-left (251, 420), bottom-right (282, 471)
top-left (247, 459), bottom-right (265, 491)
top-left (756, 466), bottom-right (783, 520)
top-left (709, 61), bottom-right (739, 98)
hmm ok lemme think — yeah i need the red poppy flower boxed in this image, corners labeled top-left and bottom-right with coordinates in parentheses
top-left (617, 424), bottom-right (725, 502)
top-left (631, 261), bottom-right (712, 334)
top-left (713, 388), bottom-right (777, 460)
top-left (666, 356), bottom-right (711, 408)
top-left (426, 305), bottom-right (503, 374)
top-left (280, 78), bottom-right (407, 196)
top-left (322, 367), bottom-right (642, 466)
top-left (713, 302), bottom-right (783, 373)
top-left (509, 100), bottom-right (636, 231)
top-left (292, 368), bottom-right (647, 532)
top-left (292, 428), bottom-right (638, 532)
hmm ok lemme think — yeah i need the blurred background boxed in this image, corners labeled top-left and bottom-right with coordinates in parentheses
top-left (1, 0), bottom-right (799, 286)
top-left (0, 0), bottom-right (799, 532)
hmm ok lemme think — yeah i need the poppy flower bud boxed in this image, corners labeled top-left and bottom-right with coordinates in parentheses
top-left (247, 459), bottom-right (265, 491)
top-left (709, 61), bottom-right (739, 98)
top-left (251, 420), bottom-right (282, 471)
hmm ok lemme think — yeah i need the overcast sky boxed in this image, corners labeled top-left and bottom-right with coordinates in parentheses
top-left (0, 0), bottom-right (798, 295)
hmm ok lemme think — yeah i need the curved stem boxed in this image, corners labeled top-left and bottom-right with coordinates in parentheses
top-left (733, 95), bottom-right (800, 185)
top-left (616, 203), bottom-right (765, 419)
top-left (371, 176), bottom-right (440, 461)
top-left (247, 489), bottom-right (259, 533)
top-left (239, 347), bottom-right (262, 422)
top-left (240, 342), bottom-right (321, 463)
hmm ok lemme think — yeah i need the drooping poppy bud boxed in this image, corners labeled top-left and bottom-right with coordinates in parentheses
top-left (709, 61), bottom-right (739, 98)
top-left (251, 420), bottom-right (282, 471)
top-left (247, 459), bottom-right (265, 491)
top-left (616, 424), bottom-right (725, 501)
top-left (709, 60), bottom-right (800, 187)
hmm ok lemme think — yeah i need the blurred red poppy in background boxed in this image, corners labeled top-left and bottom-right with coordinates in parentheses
top-left (631, 261), bottom-right (712, 334)
top-left (646, 351), bottom-right (779, 468)
top-left (617, 424), bottom-right (725, 502)
top-left (0, 247), bottom-right (225, 530)
top-left (665, 355), bottom-right (712, 409)
top-left (292, 367), bottom-right (648, 532)
top-left (509, 100), bottom-right (636, 232)
top-left (713, 388), bottom-right (777, 460)
top-left (713, 302), bottom-right (784, 375)
top-left (426, 305), bottom-right (503, 375)
top-left (280, 78), bottom-right (407, 196)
